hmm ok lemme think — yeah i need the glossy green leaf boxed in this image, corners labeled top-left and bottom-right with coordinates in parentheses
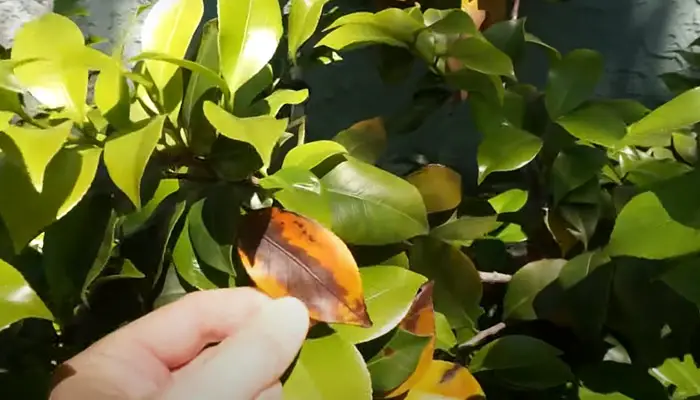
top-left (525, 32), bottom-right (561, 61)
top-left (545, 49), bottom-right (604, 118)
top-left (0, 146), bottom-right (102, 252)
top-left (447, 36), bottom-right (514, 77)
top-left (551, 145), bottom-right (606, 205)
top-left (477, 124), bottom-right (542, 184)
top-left (120, 178), bottom-right (180, 237)
top-left (233, 64), bottom-right (273, 114)
top-left (661, 257), bottom-right (700, 308)
top-left (183, 19), bottom-right (220, 126)
top-left (283, 140), bottom-right (348, 170)
top-left (627, 87), bottom-right (700, 146)
top-left (218, 0), bottom-right (282, 96)
top-left (431, 216), bottom-right (502, 246)
top-left (556, 104), bottom-right (627, 148)
top-left (333, 266), bottom-right (427, 344)
top-left (409, 236), bottom-right (482, 334)
top-left (104, 116), bottom-right (166, 209)
top-left (11, 13), bottom-right (89, 122)
top-left (469, 335), bottom-right (574, 390)
top-left (141, 0), bottom-right (203, 91)
top-left (93, 259), bottom-right (145, 286)
top-left (260, 167), bottom-right (331, 227)
top-left (673, 132), bottom-right (698, 164)
top-left (654, 355), bottom-right (700, 398)
top-left (0, 258), bottom-right (53, 329)
top-left (493, 223), bottom-right (527, 243)
top-left (94, 66), bottom-right (130, 128)
top-left (80, 210), bottom-right (119, 302)
top-left (434, 311), bottom-right (457, 352)
top-left (317, 24), bottom-right (407, 51)
top-left (131, 52), bottom-right (229, 96)
top-left (0, 121), bottom-right (72, 192)
top-left (203, 101), bottom-right (287, 168)
top-left (489, 189), bottom-right (528, 214)
top-left (325, 9), bottom-right (423, 43)
top-left (173, 208), bottom-right (217, 290)
top-left (503, 259), bottom-right (566, 320)
top-left (424, 8), bottom-right (477, 35)
top-left (607, 172), bottom-right (700, 259)
top-left (406, 164), bottom-right (462, 214)
top-left (367, 329), bottom-right (432, 394)
top-left (283, 333), bottom-right (372, 400)
top-left (187, 200), bottom-right (235, 275)
top-left (321, 157), bottom-right (429, 245)
top-left (288, 0), bottom-right (331, 63)
top-left (333, 117), bottom-right (387, 165)
top-left (482, 18), bottom-right (526, 60)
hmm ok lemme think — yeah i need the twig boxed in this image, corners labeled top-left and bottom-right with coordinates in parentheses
top-left (457, 322), bottom-right (507, 350)
top-left (511, 0), bottom-right (521, 20)
top-left (479, 271), bottom-right (512, 283)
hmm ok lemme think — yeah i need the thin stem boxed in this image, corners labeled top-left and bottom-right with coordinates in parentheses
top-left (479, 271), bottom-right (512, 283)
top-left (457, 322), bottom-right (507, 350)
top-left (511, 0), bottom-right (521, 20)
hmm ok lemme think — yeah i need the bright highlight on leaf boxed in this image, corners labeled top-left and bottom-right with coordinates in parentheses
top-left (238, 207), bottom-right (371, 327)
top-left (405, 360), bottom-right (484, 400)
top-left (0, 258), bottom-right (53, 330)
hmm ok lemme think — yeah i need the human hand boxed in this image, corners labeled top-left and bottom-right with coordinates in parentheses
top-left (49, 288), bottom-right (310, 400)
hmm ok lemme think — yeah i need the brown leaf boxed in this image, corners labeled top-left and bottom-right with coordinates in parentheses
top-left (386, 282), bottom-right (437, 397)
top-left (238, 207), bottom-right (372, 327)
top-left (405, 360), bottom-right (485, 399)
top-left (406, 164), bottom-right (462, 214)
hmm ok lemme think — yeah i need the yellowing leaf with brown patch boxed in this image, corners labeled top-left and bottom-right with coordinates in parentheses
top-left (238, 207), bottom-right (372, 327)
top-left (405, 360), bottom-right (485, 400)
top-left (385, 281), bottom-right (436, 398)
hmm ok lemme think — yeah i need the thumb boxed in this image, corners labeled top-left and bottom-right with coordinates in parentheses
top-left (157, 296), bottom-right (309, 400)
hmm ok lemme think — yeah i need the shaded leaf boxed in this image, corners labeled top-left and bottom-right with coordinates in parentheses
top-left (661, 257), bottom-right (700, 308)
top-left (469, 335), bottom-right (574, 389)
top-left (80, 210), bottom-right (119, 302)
top-left (405, 360), bottom-right (485, 400)
top-left (283, 140), bottom-right (348, 170)
top-left (120, 178), bottom-right (180, 237)
top-left (628, 87), bottom-right (700, 145)
top-left (503, 259), bottom-right (566, 320)
top-left (321, 157), bottom-right (429, 245)
top-left (578, 361), bottom-right (667, 400)
top-left (556, 104), bottom-right (627, 148)
top-left (238, 207), bottom-right (371, 326)
top-left (367, 329), bottom-right (432, 394)
top-left (183, 19), bottom-right (220, 128)
top-left (0, 121), bottom-right (72, 192)
top-left (188, 199), bottom-right (235, 275)
top-left (141, 0), bottom-right (203, 92)
top-left (333, 266), bottom-right (427, 344)
top-left (434, 312), bottom-right (457, 352)
top-left (203, 101), bottom-right (287, 168)
top-left (477, 124), bottom-right (542, 184)
top-left (551, 145), bottom-right (606, 205)
top-left (447, 36), bottom-right (514, 77)
top-left (104, 116), bottom-right (166, 209)
top-left (0, 258), bottom-right (53, 329)
top-left (218, 0), bottom-right (282, 96)
top-left (483, 18), bottom-right (526, 61)
top-left (173, 207), bottom-right (217, 290)
top-left (288, 0), bottom-right (331, 63)
top-left (489, 189), bottom-right (528, 214)
top-left (545, 49), bottom-right (604, 118)
top-left (431, 216), bottom-right (502, 246)
top-left (283, 333), bottom-right (372, 400)
top-left (333, 117), bottom-right (387, 165)
top-left (406, 164), bottom-right (462, 214)
top-left (94, 66), bottom-right (130, 129)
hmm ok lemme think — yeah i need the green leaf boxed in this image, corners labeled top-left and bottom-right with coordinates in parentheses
top-left (0, 146), bottom-right (102, 252)
top-left (661, 257), bottom-right (700, 308)
top-left (333, 266), bottom-right (427, 344)
top-left (187, 200), bottom-right (235, 275)
top-left (446, 36), bottom-right (515, 77)
top-left (477, 124), bottom-right (542, 184)
top-left (607, 171), bottom-right (700, 259)
top-left (131, 52), bottom-right (229, 96)
top-left (218, 0), bottom-right (282, 97)
top-left (283, 140), bottom-right (348, 170)
top-left (141, 0), bottom-right (203, 92)
top-left (104, 116), bottom-right (167, 209)
top-left (406, 164), bottom-right (462, 214)
top-left (0, 121), bottom-right (72, 192)
top-left (654, 355), bottom-right (700, 398)
top-left (434, 311), bottom-right (457, 352)
top-left (11, 13), bottom-right (89, 122)
top-left (367, 329), bottom-right (432, 393)
top-left (524, 32), bottom-right (561, 61)
top-left (469, 335), bottom-right (574, 390)
top-left (482, 18), bottom-right (526, 61)
top-left (489, 189), bottom-right (528, 214)
top-left (94, 66), bottom-right (130, 129)
top-left (556, 104), bottom-right (627, 148)
top-left (545, 49), bottom-right (604, 119)
top-left (288, 0), bottom-right (331, 63)
top-left (333, 117), bottom-right (387, 165)
top-left (283, 333), bottom-right (372, 400)
top-left (0, 258), bottom-right (53, 329)
top-left (425, 9), bottom-right (477, 35)
top-left (183, 19), bottom-right (220, 127)
top-left (551, 145), bottom-right (606, 205)
top-left (120, 178), bottom-right (180, 237)
top-left (325, 9), bottom-right (423, 43)
top-left (321, 157), bottom-right (429, 245)
top-left (317, 24), bottom-right (407, 51)
top-left (672, 132), bottom-right (698, 164)
top-left (260, 167), bottom-right (331, 227)
top-left (503, 259), bottom-right (566, 320)
top-left (627, 87), bottom-right (700, 146)
top-left (173, 208), bottom-right (217, 290)
top-left (253, 89), bottom-right (309, 117)
top-left (80, 211), bottom-right (119, 302)
top-left (203, 101), bottom-right (287, 169)
top-left (493, 223), bottom-right (527, 243)
top-left (578, 361), bottom-right (667, 400)
top-left (233, 64), bottom-right (274, 114)
top-left (409, 236), bottom-right (482, 334)
top-left (431, 216), bottom-right (502, 246)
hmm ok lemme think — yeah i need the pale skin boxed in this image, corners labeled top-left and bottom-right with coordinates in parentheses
top-left (49, 288), bottom-right (310, 400)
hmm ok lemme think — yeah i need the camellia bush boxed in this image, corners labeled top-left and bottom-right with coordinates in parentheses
top-left (3, 0), bottom-right (700, 398)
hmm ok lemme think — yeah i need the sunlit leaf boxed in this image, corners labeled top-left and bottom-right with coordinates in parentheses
top-left (477, 124), bottom-right (542, 184)
top-left (218, 0), bottom-right (282, 97)
top-left (334, 266), bottom-right (427, 344)
top-left (104, 116), bottom-right (166, 209)
top-left (260, 167), bottom-right (331, 227)
top-left (627, 87), bottom-right (700, 147)
top-left (545, 49), bottom-right (604, 119)
top-left (283, 140), bottom-right (348, 170)
top-left (405, 360), bottom-right (485, 400)
top-left (434, 312), bottom-right (457, 352)
top-left (447, 36), bottom-right (514, 77)
top-left (431, 216), bottom-right (502, 246)
top-left (141, 0), bottom-right (203, 92)
top-left (489, 189), bottom-right (528, 214)
top-left (94, 66), bottom-right (130, 129)
top-left (556, 104), bottom-right (627, 148)
top-left (0, 121), bottom-right (72, 192)
top-left (238, 207), bottom-right (371, 326)
top-left (333, 117), bottom-right (387, 165)
top-left (283, 333), bottom-right (372, 400)
top-left (424, 8), bottom-right (478, 35)
top-left (203, 101), bottom-right (287, 169)
top-left (131, 52), bottom-right (229, 96)
top-left (653, 355), bottom-right (700, 398)
top-left (0, 258), bottom-right (53, 329)
top-left (321, 9), bottom-right (423, 50)
top-left (317, 24), bottom-right (407, 51)
top-left (321, 157), bottom-right (429, 245)
top-left (256, 89), bottom-right (309, 116)
top-left (183, 19), bottom-right (220, 126)
top-left (406, 164), bottom-right (462, 214)
top-left (288, 0), bottom-right (331, 63)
